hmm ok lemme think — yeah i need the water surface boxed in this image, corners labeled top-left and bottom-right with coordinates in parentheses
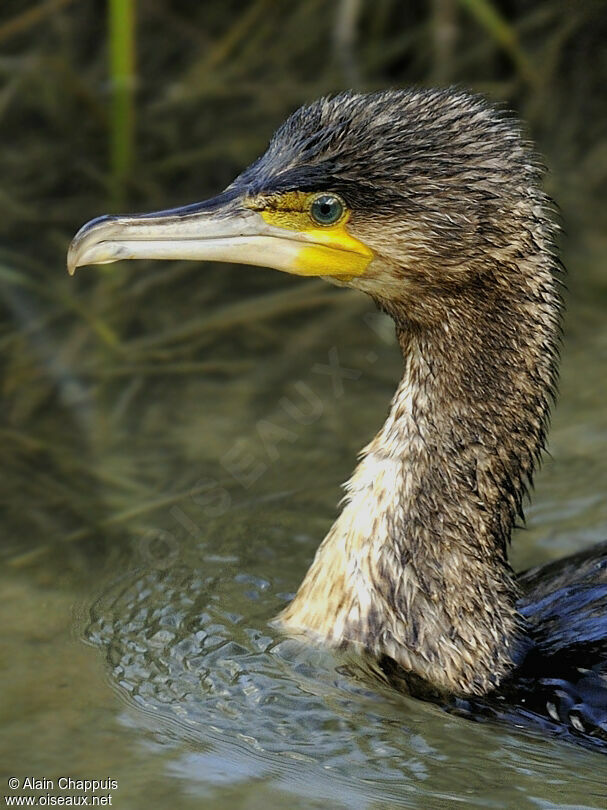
top-left (3, 257), bottom-right (607, 809)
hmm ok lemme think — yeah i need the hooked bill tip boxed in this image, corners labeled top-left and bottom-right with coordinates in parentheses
top-left (66, 214), bottom-right (115, 276)
top-left (67, 236), bottom-right (84, 275)
top-left (66, 244), bottom-right (78, 276)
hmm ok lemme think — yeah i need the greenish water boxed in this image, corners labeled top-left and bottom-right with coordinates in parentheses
top-left (2, 258), bottom-right (607, 809)
top-left (2, 2), bottom-right (606, 805)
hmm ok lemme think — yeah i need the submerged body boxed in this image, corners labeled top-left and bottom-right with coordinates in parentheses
top-left (472, 543), bottom-right (607, 746)
top-left (68, 88), bottom-right (607, 749)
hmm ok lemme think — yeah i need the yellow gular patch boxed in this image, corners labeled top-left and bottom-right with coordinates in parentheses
top-left (246, 191), bottom-right (373, 278)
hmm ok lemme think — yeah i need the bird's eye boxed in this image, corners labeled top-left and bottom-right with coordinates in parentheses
top-left (310, 194), bottom-right (345, 226)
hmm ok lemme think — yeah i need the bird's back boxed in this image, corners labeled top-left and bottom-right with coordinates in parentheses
top-left (457, 541), bottom-right (607, 750)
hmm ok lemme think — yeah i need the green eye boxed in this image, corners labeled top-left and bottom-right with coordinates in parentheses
top-left (310, 194), bottom-right (345, 226)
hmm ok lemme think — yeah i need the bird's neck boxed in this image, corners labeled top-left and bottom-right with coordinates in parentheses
top-left (279, 270), bottom-right (559, 696)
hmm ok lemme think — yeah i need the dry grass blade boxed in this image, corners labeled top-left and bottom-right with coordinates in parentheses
top-left (179, 0), bottom-right (271, 96)
top-left (459, 0), bottom-right (537, 85)
top-left (0, 0), bottom-right (75, 44)
top-left (125, 281), bottom-right (340, 353)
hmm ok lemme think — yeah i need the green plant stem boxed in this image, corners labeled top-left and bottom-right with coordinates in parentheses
top-left (108, 0), bottom-right (136, 205)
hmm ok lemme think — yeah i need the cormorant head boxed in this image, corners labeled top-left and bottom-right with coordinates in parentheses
top-left (69, 89), bottom-right (546, 321)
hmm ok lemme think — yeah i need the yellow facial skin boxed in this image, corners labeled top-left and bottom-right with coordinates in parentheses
top-left (66, 190), bottom-right (375, 280)
top-left (246, 191), bottom-right (373, 278)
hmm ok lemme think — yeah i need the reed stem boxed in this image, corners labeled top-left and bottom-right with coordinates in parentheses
top-left (108, 0), bottom-right (136, 205)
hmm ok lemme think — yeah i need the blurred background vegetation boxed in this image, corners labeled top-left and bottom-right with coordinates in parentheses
top-left (2, 0), bottom-right (606, 570)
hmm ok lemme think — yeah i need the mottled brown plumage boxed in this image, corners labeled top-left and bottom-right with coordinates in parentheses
top-left (69, 88), bottom-right (607, 748)
top-left (274, 89), bottom-right (561, 696)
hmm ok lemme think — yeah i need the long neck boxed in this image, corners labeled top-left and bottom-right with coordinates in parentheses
top-left (279, 263), bottom-right (560, 696)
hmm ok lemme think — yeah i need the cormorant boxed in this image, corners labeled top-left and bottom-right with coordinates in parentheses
top-left (68, 88), bottom-right (607, 750)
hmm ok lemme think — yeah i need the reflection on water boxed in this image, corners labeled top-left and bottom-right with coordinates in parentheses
top-left (83, 553), bottom-right (607, 810)
top-left (3, 268), bottom-right (607, 809)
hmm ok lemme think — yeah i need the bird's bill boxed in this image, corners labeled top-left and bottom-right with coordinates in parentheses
top-left (67, 194), bottom-right (373, 279)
